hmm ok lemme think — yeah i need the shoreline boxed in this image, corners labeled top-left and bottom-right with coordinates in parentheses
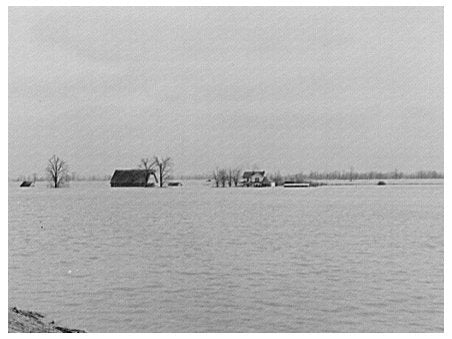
top-left (8, 307), bottom-right (86, 333)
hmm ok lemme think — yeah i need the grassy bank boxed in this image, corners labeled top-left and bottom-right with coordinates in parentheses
top-left (8, 307), bottom-right (86, 333)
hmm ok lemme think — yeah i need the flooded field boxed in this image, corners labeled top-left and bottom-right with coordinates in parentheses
top-left (8, 180), bottom-right (443, 332)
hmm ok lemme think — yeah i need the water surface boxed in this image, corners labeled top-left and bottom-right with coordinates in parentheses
top-left (9, 181), bottom-right (443, 332)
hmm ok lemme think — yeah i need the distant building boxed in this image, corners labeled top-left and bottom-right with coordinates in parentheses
top-left (110, 169), bottom-right (157, 187)
top-left (20, 181), bottom-right (33, 187)
top-left (242, 170), bottom-right (269, 187)
top-left (168, 182), bottom-right (182, 187)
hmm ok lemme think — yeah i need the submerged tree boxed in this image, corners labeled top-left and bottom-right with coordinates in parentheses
top-left (153, 156), bottom-right (172, 187)
top-left (46, 155), bottom-right (69, 188)
top-left (212, 169), bottom-right (220, 187)
top-left (139, 158), bottom-right (158, 184)
top-left (227, 169), bottom-right (233, 187)
top-left (139, 158), bottom-right (153, 172)
top-left (212, 168), bottom-right (241, 187)
top-left (269, 171), bottom-right (283, 186)
top-left (231, 168), bottom-right (241, 187)
top-left (218, 169), bottom-right (228, 187)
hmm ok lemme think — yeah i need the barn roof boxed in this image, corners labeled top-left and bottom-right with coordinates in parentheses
top-left (110, 169), bottom-right (154, 187)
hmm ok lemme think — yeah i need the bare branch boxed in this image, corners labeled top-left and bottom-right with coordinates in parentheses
top-left (46, 155), bottom-right (69, 188)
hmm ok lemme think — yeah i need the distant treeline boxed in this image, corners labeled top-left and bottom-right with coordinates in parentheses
top-left (13, 170), bottom-right (443, 183)
top-left (185, 169), bottom-right (444, 187)
top-left (269, 169), bottom-right (443, 185)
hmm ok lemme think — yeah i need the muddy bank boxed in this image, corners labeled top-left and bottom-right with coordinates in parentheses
top-left (8, 307), bottom-right (86, 333)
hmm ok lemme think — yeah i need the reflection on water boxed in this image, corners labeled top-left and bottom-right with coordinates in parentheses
top-left (9, 181), bottom-right (443, 332)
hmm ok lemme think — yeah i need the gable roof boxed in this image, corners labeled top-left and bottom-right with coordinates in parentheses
top-left (110, 169), bottom-right (155, 187)
top-left (242, 170), bottom-right (265, 179)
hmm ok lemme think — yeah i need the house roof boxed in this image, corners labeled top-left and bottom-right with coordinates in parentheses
top-left (242, 170), bottom-right (265, 179)
top-left (110, 169), bottom-right (154, 186)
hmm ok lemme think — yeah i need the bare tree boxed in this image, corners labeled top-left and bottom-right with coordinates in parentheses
top-left (218, 169), bottom-right (227, 187)
top-left (153, 156), bottom-right (172, 187)
top-left (269, 171), bottom-right (283, 186)
top-left (227, 169), bottom-right (233, 187)
top-left (139, 158), bottom-right (153, 171)
top-left (232, 168), bottom-right (241, 187)
top-left (139, 158), bottom-right (158, 184)
top-left (46, 155), bottom-right (68, 188)
top-left (212, 169), bottom-right (220, 187)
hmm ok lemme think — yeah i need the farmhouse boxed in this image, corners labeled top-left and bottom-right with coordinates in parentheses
top-left (110, 169), bottom-right (157, 187)
top-left (242, 170), bottom-right (269, 187)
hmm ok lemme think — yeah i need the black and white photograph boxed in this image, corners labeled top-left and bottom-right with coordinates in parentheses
top-left (7, 4), bottom-right (444, 333)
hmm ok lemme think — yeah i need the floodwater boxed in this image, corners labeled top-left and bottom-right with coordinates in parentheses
top-left (9, 180), bottom-right (443, 332)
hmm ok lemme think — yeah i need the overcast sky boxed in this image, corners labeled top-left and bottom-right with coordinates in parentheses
top-left (9, 7), bottom-right (443, 178)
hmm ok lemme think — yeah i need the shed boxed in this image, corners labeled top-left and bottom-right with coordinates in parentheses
top-left (20, 181), bottom-right (33, 187)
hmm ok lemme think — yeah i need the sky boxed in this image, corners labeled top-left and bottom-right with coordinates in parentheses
top-left (9, 7), bottom-right (443, 178)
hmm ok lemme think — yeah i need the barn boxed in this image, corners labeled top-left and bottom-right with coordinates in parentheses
top-left (110, 169), bottom-right (157, 187)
